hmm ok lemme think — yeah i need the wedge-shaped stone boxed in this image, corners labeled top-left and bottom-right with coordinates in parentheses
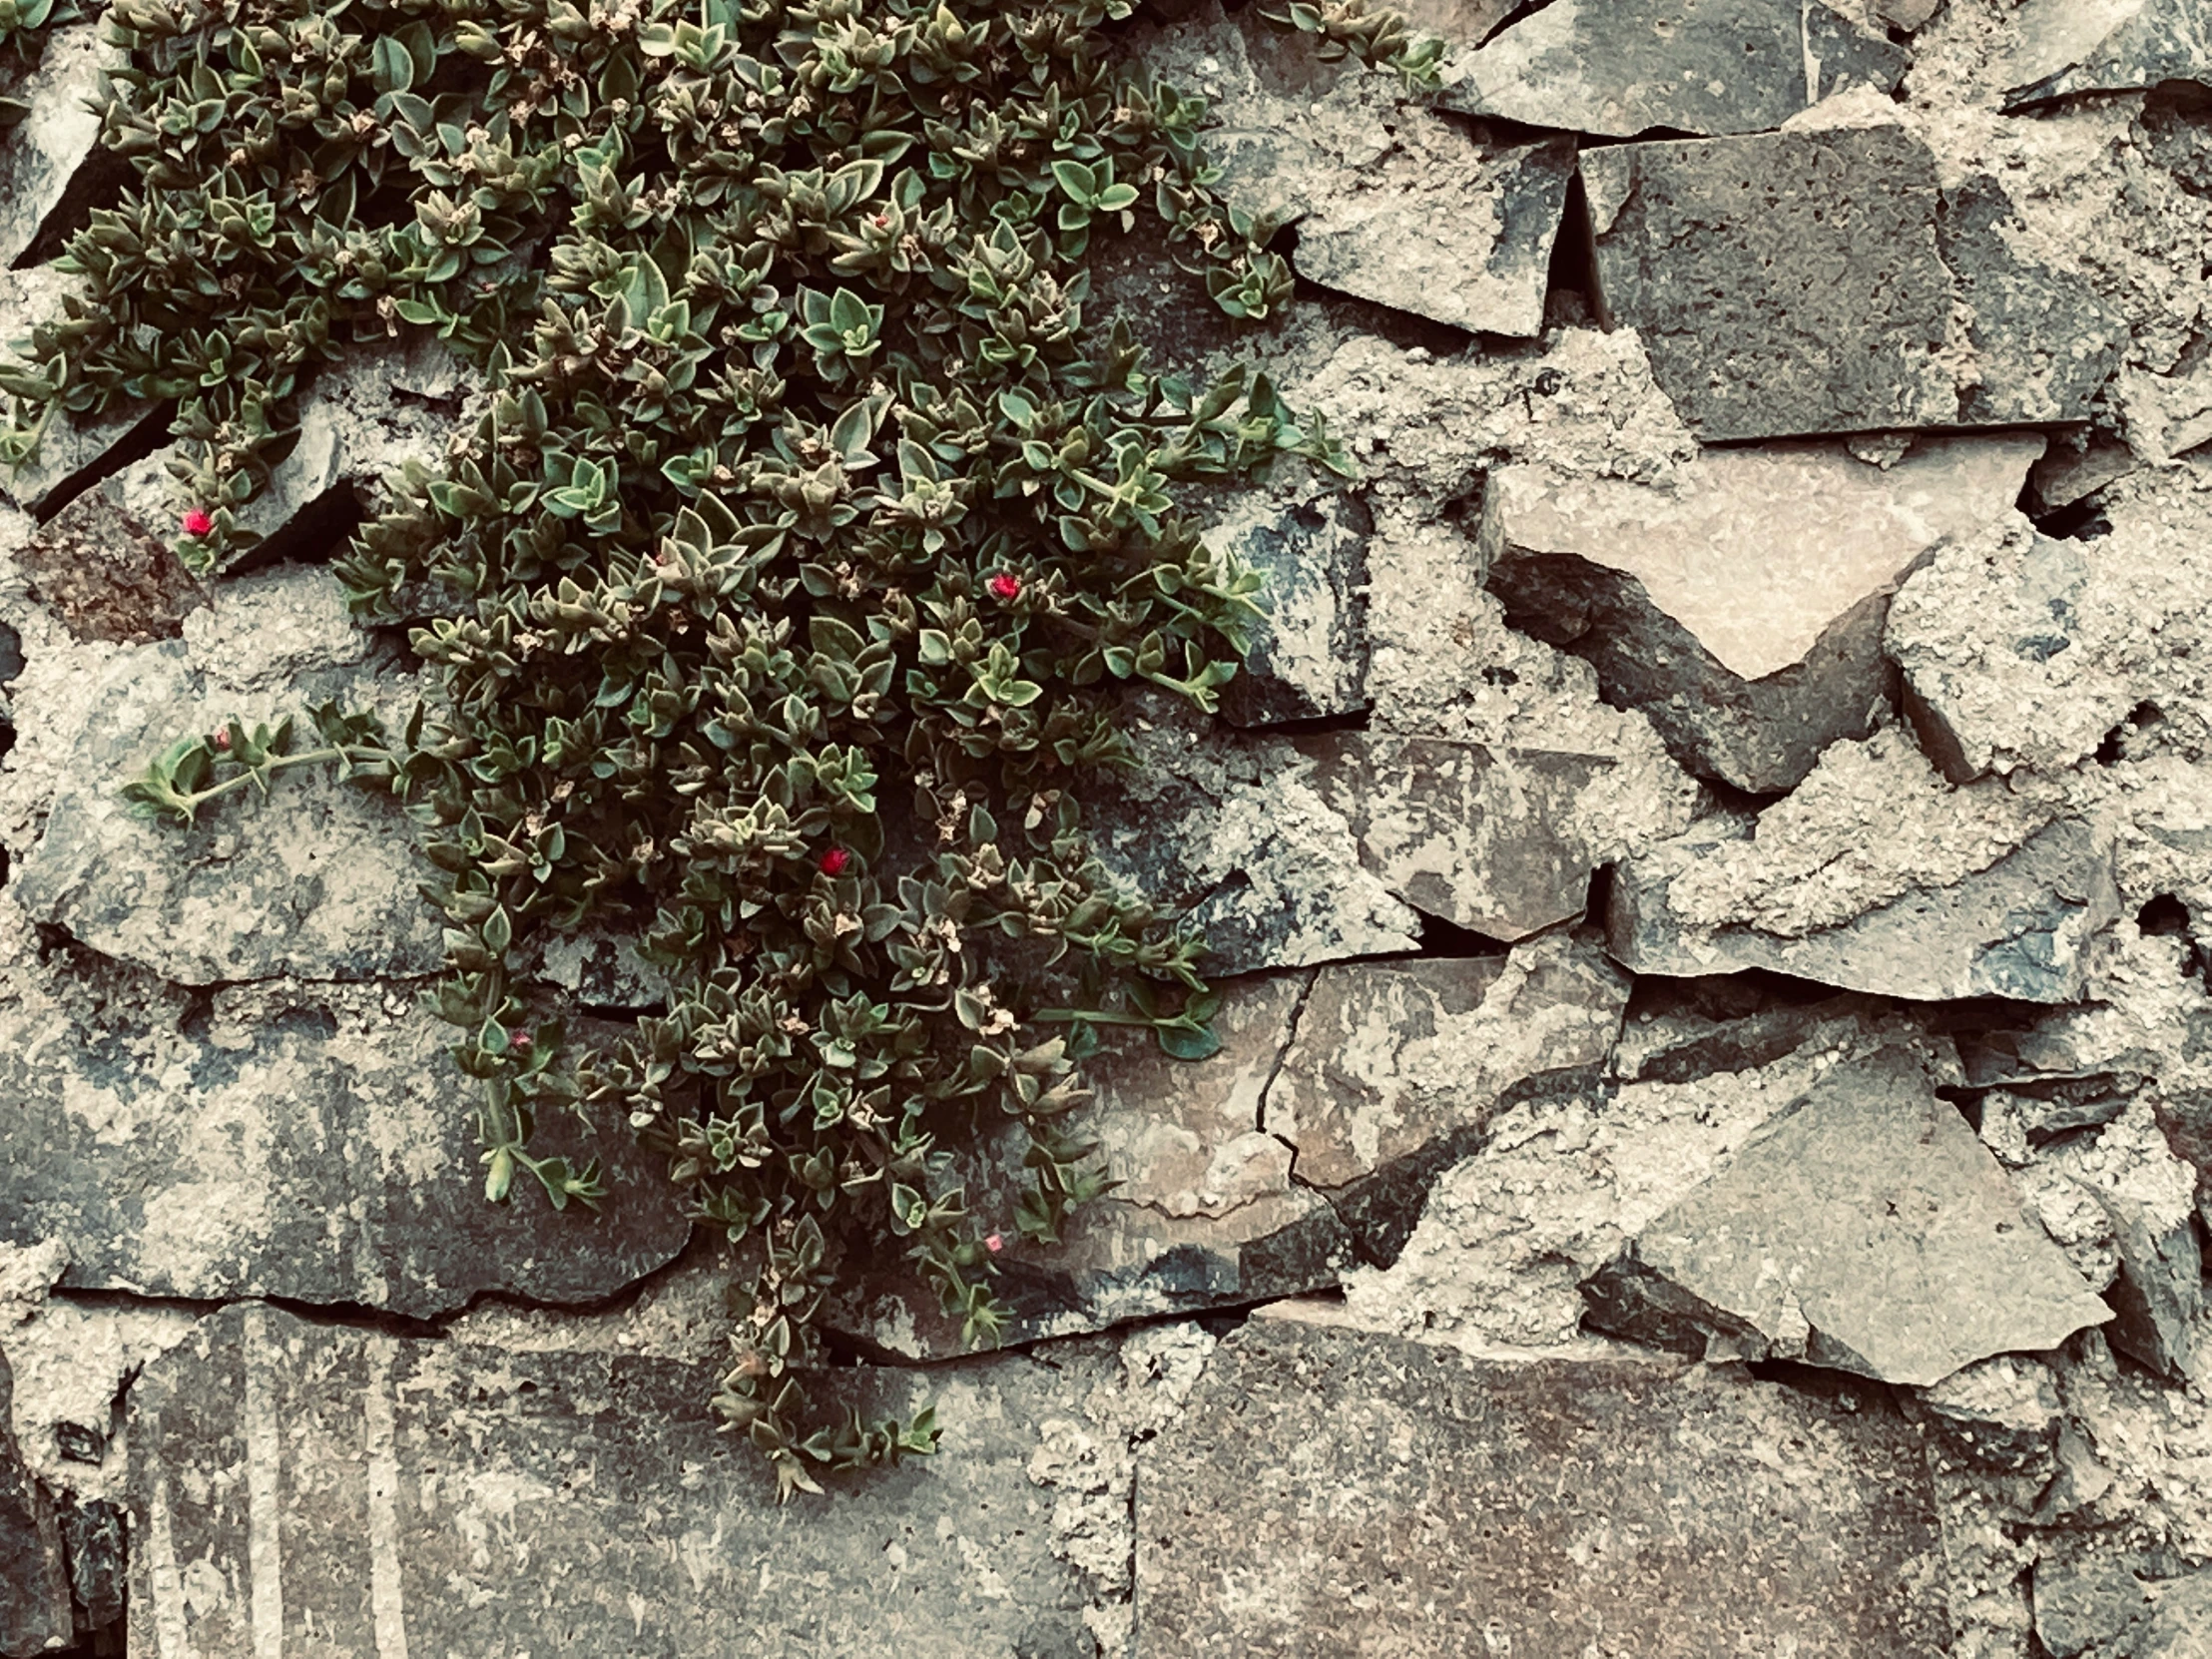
top-left (0, 26), bottom-right (119, 270)
top-left (2004, 0), bottom-right (2212, 108)
top-left (1482, 434), bottom-right (2044, 791)
top-left (1583, 1044), bottom-right (2113, 1385)
top-left (1439, 0), bottom-right (1906, 138)
top-left (1137, 1311), bottom-right (1949, 1657)
top-left (0, 969), bottom-right (688, 1317)
top-left (1608, 733), bottom-right (2119, 1002)
top-left (128, 1305), bottom-right (1099, 1657)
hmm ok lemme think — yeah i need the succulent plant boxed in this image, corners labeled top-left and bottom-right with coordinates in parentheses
top-left (16, 0), bottom-right (1436, 1497)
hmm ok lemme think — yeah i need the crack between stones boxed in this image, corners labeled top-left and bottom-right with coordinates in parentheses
top-left (1253, 964), bottom-right (1318, 1161)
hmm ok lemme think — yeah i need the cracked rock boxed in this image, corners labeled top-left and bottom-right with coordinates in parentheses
top-left (1607, 731), bottom-right (2118, 1003)
top-left (0, 25), bottom-right (119, 270)
top-left (0, 959), bottom-right (689, 1318)
top-left (1582, 1043), bottom-right (2113, 1386)
top-left (1482, 433), bottom-right (2043, 791)
top-left (129, 1303), bottom-right (1101, 1657)
top-left (2004, 0), bottom-right (2212, 108)
top-left (0, 1347), bottom-right (71, 1659)
top-left (1438, 0), bottom-right (1907, 139)
top-left (1137, 1309), bottom-right (1948, 1657)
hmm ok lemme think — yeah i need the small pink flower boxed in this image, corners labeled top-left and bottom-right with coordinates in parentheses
top-left (986, 573), bottom-right (1021, 603)
top-left (984, 1233), bottom-right (1004, 1255)
top-left (210, 729), bottom-right (230, 752)
top-left (181, 508), bottom-right (214, 538)
top-left (819, 846), bottom-right (851, 876)
top-left (509, 1028), bottom-right (533, 1055)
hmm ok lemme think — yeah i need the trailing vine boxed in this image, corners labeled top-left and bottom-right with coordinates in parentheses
top-left (5, 0), bottom-right (1435, 1496)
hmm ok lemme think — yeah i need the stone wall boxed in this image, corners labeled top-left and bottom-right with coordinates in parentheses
top-left (5, 1), bottom-right (2212, 1655)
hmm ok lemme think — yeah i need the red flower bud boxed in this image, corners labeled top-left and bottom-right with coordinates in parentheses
top-left (819, 846), bottom-right (850, 876)
top-left (986, 573), bottom-right (1021, 602)
top-left (984, 1232), bottom-right (1004, 1255)
top-left (210, 729), bottom-right (231, 752)
top-left (509, 1028), bottom-right (533, 1054)
top-left (181, 508), bottom-right (214, 538)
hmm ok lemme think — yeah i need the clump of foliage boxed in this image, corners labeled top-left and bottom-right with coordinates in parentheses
top-left (7, 0), bottom-right (1433, 1496)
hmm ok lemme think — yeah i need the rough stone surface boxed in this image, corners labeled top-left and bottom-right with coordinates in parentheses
top-left (0, 947), bottom-right (689, 1318)
top-left (1136, 1312), bottom-right (1949, 1657)
top-left (14, 470), bottom-right (209, 646)
top-left (0, 1347), bottom-right (72, 1659)
top-left (129, 1303), bottom-right (1101, 1658)
top-left (1584, 1043), bottom-right (2113, 1385)
top-left (0, 267), bottom-right (159, 517)
top-left (1439, 0), bottom-right (1908, 138)
top-left (1482, 434), bottom-right (2043, 791)
top-left (1206, 472), bottom-right (1371, 727)
top-left (0, 26), bottom-right (118, 270)
top-left (2003, 0), bottom-right (2212, 108)
top-left (1607, 732), bottom-right (2119, 1003)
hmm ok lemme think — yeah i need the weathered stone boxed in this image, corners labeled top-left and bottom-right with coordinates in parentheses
top-left (1481, 434), bottom-right (2043, 791)
top-left (2116, 354), bottom-right (2212, 466)
top-left (2139, 1573), bottom-right (2212, 1659)
top-left (0, 26), bottom-right (119, 270)
top-left (1264, 932), bottom-right (1627, 1261)
top-left (1208, 477), bottom-right (1371, 727)
top-left (56, 1498), bottom-right (125, 1632)
top-left (1607, 732), bottom-right (2119, 1003)
top-left (14, 472), bottom-right (209, 646)
top-left (1880, 0), bottom-right (1943, 28)
top-left (2031, 431), bottom-right (2139, 515)
top-left (0, 1349), bottom-right (71, 1659)
top-left (1298, 731), bottom-right (1622, 940)
top-left (1584, 125), bottom-right (2118, 439)
top-left (129, 1304), bottom-right (1099, 1657)
top-left (2030, 1547), bottom-right (2190, 1659)
top-left (1136, 1312), bottom-right (1949, 1657)
top-left (1919, 1355), bottom-right (2064, 1472)
top-left (532, 922), bottom-right (673, 1011)
top-left (1889, 512), bottom-right (2212, 782)
top-left (1391, 0), bottom-right (1517, 41)
top-left (1438, 0), bottom-right (1906, 139)
top-left (11, 573), bottom-right (444, 985)
top-left (1610, 983), bottom-right (1881, 1085)
top-left (0, 965), bottom-right (689, 1318)
top-left (1583, 1044), bottom-right (2113, 1385)
top-left (2004, 0), bottom-right (2212, 109)
top-left (0, 267), bottom-right (160, 516)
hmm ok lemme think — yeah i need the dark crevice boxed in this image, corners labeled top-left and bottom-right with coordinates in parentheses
top-left (14, 151), bottom-right (131, 270)
top-left (218, 482), bottom-right (364, 579)
top-left (1241, 708), bottom-right (1371, 739)
top-left (2097, 701), bottom-right (2164, 765)
top-left (2030, 493), bottom-right (2114, 541)
top-left (1476, 0), bottom-right (1561, 47)
top-left (1412, 910), bottom-right (1512, 958)
top-left (1742, 1356), bottom-right (1903, 1412)
top-left (1254, 967), bottom-right (1319, 1139)
top-left (1544, 167), bottom-right (1601, 330)
top-left (27, 400), bottom-right (177, 525)
top-left (1697, 777), bottom-right (1792, 818)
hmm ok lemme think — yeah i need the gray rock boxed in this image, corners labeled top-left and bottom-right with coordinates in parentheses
top-left (1211, 481), bottom-right (1372, 728)
top-left (1880, 0), bottom-right (1943, 28)
top-left (0, 1349), bottom-right (71, 1659)
top-left (1392, 0), bottom-right (1518, 41)
top-left (1263, 932), bottom-right (1628, 1261)
top-left (0, 968), bottom-right (689, 1317)
top-left (0, 267), bottom-right (160, 516)
top-left (128, 1303), bottom-right (1100, 1657)
top-left (1918, 1355), bottom-right (2063, 1472)
top-left (1582, 1044), bottom-right (2113, 1386)
top-left (56, 1498), bottom-right (125, 1632)
top-left (2004, 0), bottom-right (2212, 108)
top-left (2139, 1573), bottom-right (2212, 1659)
top-left (2032, 1547), bottom-right (2180, 1659)
top-left (1481, 434), bottom-right (2043, 792)
top-left (1136, 1310), bottom-right (1949, 1657)
top-left (14, 471), bottom-right (210, 646)
top-left (0, 26), bottom-right (119, 269)
top-left (1439, 0), bottom-right (1907, 138)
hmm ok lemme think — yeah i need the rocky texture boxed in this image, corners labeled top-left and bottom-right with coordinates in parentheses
top-left (1482, 434), bottom-right (2043, 791)
top-left (1207, 473), bottom-right (1371, 727)
top-left (13, 469), bottom-right (208, 646)
top-left (9, 571), bottom-right (444, 984)
top-left (1439, 0), bottom-right (1908, 138)
top-left (0, 951), bottom-right (689, 1317)
top-left (1584, 1043), bottom-right (2112, 1384)
top-left (0, 1347), bottom-right (72, 1659)
top-left (0, 25), bottom-right (118, 270)
top-left (2003, 0), bottom-right (2212, 108)
top-left (129, 1303), bottom-right (1100, 1657)
top-left (0, 268), bottom-right (161, 518)
top-left (1608, 732), bottom-right (2118, 1002)
top-left (1584, 123), bottom-right (2122, 439)
top-left (1137, 1310), bottom-right (1948, 1656)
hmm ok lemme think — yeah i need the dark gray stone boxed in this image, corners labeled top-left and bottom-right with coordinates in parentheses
top-left (2100, 1187), bottom-right (2203, 1382)
top-left (0, 1349), bottom-right (72, 1659)
top-left (1136, 1311), bottom-right (1950, 1657)
top-left (57, 1499), bottom-right (126, 1631)
top-left (1582, 1044), bottom-right (2112, 1386)
top-left (1439, 0), bottom-right (1907, 138)
top-left (2004, 0), bottom-right (2212, 109)
top-left (1213, 484), bottom-right (1372, 728)
top-left (0, 967), bottom-right (689, 1317)
top-left (128, 1304), bottom-right (1099, 1657)
top-left (2031, 1548), bottom-right (2187, 1659)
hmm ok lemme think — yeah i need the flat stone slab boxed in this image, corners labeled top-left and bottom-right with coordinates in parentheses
top-left (1586, 1044), bottom-right (2114, 1385)
top-left (1136, 1312), bottom-right (1951, 1657)
top-left (1439, 0), bottom-right (1906, 138)
top-left (128, 1304), bottom-right (1100, 1657)
top-left (1482, 434), bottom-right (2043, 791)
top-left (1584, 126), bottom-right (2120, 439)
top-left (0, 969), bottom-right (688, 1317)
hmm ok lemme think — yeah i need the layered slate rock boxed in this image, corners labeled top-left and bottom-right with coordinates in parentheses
top-left (11, 573), bottom-right (444, 985)
top-left (1583, 1044), bottom-right (2113, 1385)
top-left (0, 970), bottom-right (688, 1318)
top-left (1608, 733), bottom-right (2119, 1003)
top-left (0, 25), bottom-right (118, 269)
top-left (1136, 1312), bottom-right (1949, 1657)
top-left (1482, 434), bottom-right (2044, 791)
top-left (1438, 0), bottom-right (1907, 138)
top-left (128, 1305), bottom-right (1099, 1658)
top-left (1208, 478), bottom-right (1371, 727)
top-left (1584, 126), bottom-right (2120, 439)
top-left (1264, 932), bottom-right (1628, 1261)
top-left (2004, 0), bottom-right (2212, 109)
top-left (0, 1349), bottom-right (72, 1659)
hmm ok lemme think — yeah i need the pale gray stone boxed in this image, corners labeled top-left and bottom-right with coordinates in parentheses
top-left (1137, 1310), bottom-right (1949, 1657)
top-left (2004, 0), bottom-right (2212, 108)
top-left (0, 26), bottom-right (118, 269)
top-left (1583, 1044), bottom-right (2113, 1386)
top-left (1481, 434), bottom-right (2043, 791)
top-left (0, 967), bottom-right (689, 1317)
top-left (128, 1304), bottom-right (1098, 1657)
top-left (0, 1349), bottom-right (72, 1659)
top-left (1439, 0), bottom-right (1907, 138)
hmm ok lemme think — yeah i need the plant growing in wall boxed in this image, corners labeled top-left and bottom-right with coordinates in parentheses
top-left (5, 0), bottom-right (1435, 1497)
